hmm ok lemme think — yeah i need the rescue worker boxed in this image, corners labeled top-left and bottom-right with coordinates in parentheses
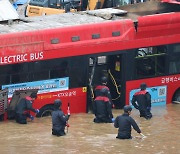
top-left (52, 99), bottom-right (70, 136)
top-left (15, 92), bottom-right (39, 124)
top-left (131, 83), bottom-right (152, 120)
top-left (94, 76), bottom-right (114, 108)
top-left (93, 88), bottom-right (113, 123)
top-left (114, 105), bottom-right (142, 139)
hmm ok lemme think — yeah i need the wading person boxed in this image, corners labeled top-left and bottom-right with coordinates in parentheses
top-left (94, 76), bottom-right (114, 108)
top-left (52, 99), bottom-right (70, 136)
top-left (114, 105), bottom-right (142, 139)
top-left (15, 92), bottom-right (39, 124)
top-left (93, 88), bottom-right (114, 123)
top-left (131, 83), bottom-right (152, 120)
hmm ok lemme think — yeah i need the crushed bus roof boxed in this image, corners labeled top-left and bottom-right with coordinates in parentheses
top-left (0, 1), bottom-right (180, 34)
top-left (0, 8), bottom-right (127, 34)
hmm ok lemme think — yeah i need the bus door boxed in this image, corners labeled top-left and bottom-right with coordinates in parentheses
top-left (106, 55), bottom-right (122, 108)
top-left (87, 54), bottom-right (123, 111)
top-left (87, 56), bottom-right (108, 112)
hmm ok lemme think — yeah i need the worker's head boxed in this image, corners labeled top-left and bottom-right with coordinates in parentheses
top-left (140, 83), bottom-right (147, 90)
top-left (54, 99), bottom-right (62, 109)
top-left (101, 76), bottom-right (107, 85)
top-left (100, 88), bottom-right (108, 97)
top-left (123, 105), bottom-right (132, 115)
top-left (30, 92), bottom-right (37, 100)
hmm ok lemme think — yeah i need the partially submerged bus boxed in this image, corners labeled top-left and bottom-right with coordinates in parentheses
top-left (0, 0), bottom-right (179, 120)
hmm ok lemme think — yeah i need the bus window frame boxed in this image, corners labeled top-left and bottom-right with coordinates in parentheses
top-left (134, 46), bottom-right (167, 79)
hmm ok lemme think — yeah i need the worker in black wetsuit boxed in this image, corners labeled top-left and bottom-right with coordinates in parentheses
top-left (15, 92), bottom-right (39, 124)
top-left (52, 99), bottom-right (70, 136)
top-left (93, 88), bottom-right (113, 123)
top-left (114, 105), bottom-right (142, 139)
top-left (94, 76), bottom-right (114, 108)
top-left (131, 83), bottom-right (152, 120)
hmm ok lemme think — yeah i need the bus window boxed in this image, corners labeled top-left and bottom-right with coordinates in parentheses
top-left (30, 61), bottom-right (50, 81)
top-left (0, 65), bottom-right (11, 85)
top-left (169, 61), bottom-right (180, 74)
top-left (169, 43), bottom-right (180, 74)
top-left (29, 59), bottom-right (70, 81)
top-left (172, 43), bottom-right (180, 53)
top-left (11, 64), bottom-right (21, 83)
top-left (69, 56), bottom-right (87, 88)
top-left (50, 59), bottom-right (69, 79)
top-left (1, 63), bottom-right (29, 84)
top-left (135, 46), bottom-right (166, 79)
top-left (97, 56), bottom-right (107, 65)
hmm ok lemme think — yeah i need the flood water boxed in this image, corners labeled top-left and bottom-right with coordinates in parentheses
top-left (0, 104), bottom-right (179, 154)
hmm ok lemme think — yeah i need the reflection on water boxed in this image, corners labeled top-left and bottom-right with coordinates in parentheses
top-left (0, 104), bottom-right (180, 154)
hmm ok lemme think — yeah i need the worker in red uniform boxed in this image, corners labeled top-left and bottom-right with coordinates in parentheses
top-left (93, 88), bottom-right (114, 123)
top-left (94, 76), bottom-right (114, 108)
top-left (15, 92), bottom-right (39, 124)
top-left (131, 83), bottom-right (152, 120)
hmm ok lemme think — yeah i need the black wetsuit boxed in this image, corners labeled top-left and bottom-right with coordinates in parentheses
top-left (132, 90), bottom-right (152, 119)
top-left (94, 85), bottom-right (113, 107)
top-left (15, 96), bottom-right (37, 124)
top-left (93, 96), bottom-right (113, 123)
top-left (52, 109), bottom-right (69, 136)
top-left (114, 113), bottom-right (141, 139)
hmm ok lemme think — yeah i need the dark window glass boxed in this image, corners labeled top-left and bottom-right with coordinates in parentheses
top-left (169, 43), bottom-right (180, 74)
top-left (69, 56), bottom-right (87, 88)
top-left (169, 61), bottom-right (180, 74)
top-left (0, 55), bottom-right (87, 89)
top-left (28, 58), bottom-right (69, 82)
top-left (29, 62), bottom-right (49, 81)
top-left (0, 65), bottom-right (11, 85)
top-left (135, 46), bottom-right (166, 79)
top-left (0, 63), bottom-right (29, 85)
top-left (172, 44), bottom-right (180, 53)
top-left (50, 60), bottom-right (69, 79)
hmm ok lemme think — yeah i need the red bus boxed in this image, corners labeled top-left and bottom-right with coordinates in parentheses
top-left (161, 0), bottom-right (180, 4)
top-left (0, 1), bottom-right (180, 119)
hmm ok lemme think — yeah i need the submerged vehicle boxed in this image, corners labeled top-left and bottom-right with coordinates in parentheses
top-left (0, 0), bottom-right (179, 120)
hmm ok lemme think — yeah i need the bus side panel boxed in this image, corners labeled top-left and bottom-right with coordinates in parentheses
top-left (33, 87), bottom-right (87, 114)
top-left (136, 12), bottom-right (180, 39)
top-left (0, 20), bottom-right (135, 66)
top-left (126, 74), bottom-right (180, 105)
top-left (42, 20), bottom-right (135, 50)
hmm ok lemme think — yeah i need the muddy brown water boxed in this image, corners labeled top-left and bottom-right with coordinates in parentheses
top-left (0, 104), bottom-right (179, 154)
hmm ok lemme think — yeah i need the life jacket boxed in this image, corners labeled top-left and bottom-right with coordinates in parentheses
top-left (94, 96), bottom-right (109, 102)
top-left (134, 90), bottom-right (147, 96)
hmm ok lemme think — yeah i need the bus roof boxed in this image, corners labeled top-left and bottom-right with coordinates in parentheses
top-left (1, 8), bottom-right (129, 34)
top-left (0, 1), bottom-right (180, 34)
